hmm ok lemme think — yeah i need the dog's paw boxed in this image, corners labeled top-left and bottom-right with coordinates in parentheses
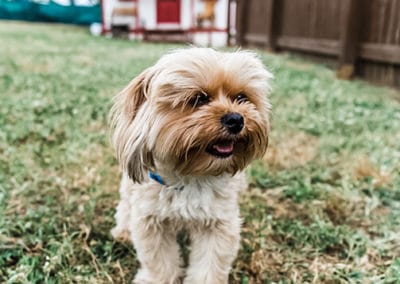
top-left (133, 269), bottom-right (183, 284)
top-left (111, 226), bottom-right (131, 243)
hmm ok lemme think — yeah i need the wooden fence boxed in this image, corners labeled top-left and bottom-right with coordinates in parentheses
top-left (236, 0), bottom-right (400, 88)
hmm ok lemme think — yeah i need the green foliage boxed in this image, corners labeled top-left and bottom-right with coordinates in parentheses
top-left (283, 179), bottom-right (320, 202)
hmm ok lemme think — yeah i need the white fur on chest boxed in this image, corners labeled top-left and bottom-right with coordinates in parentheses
top-left (125, 173), bottom-right (246, 223)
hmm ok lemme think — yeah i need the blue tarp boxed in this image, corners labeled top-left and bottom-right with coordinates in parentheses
top-left (0, 0), bottom-right (101, 25)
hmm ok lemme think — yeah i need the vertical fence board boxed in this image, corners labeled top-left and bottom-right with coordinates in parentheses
top-left (359, 0), bottom-right (400, 87)
top-left (337, 0), bottom-right (362, 79)
top-left (265, 0), bottom-right (278, 50)
top-left (235, 0), bottom-right (248, 45)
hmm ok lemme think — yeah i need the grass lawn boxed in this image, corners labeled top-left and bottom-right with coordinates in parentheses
top-left (1, 21), bottom-right (399, 283)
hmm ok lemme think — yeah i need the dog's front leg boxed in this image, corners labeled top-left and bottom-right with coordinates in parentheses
top-left (111, 198), bottom-right (132, 243)
top-left (111, 176), bottom-right (133, 243)
top-left (184, 217), bottom-right (241, 284)
top-left (131, 216), bottom-right (183, 284)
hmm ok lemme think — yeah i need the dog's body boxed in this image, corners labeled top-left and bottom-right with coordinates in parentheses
top-left (112, 172), bottom-right (245, 283)
top-left (110, 48), bottom-right (271, 284)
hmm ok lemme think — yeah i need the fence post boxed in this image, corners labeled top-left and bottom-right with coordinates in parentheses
top-left (265, 0), bottom-right (278, 51)
top-left (236, 0), bottom-right (248, 46)
top-left (337, 0), bottom-right (362, 79)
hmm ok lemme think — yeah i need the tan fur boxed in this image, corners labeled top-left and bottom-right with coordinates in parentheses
top-left (109, 48), bottom-right (272, 284)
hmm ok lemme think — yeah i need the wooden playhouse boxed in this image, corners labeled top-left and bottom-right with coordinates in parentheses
top-left (101, 0), bottom-right (236, 47)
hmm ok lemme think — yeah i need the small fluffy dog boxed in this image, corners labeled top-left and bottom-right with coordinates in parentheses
top-left (109, 48), bottom-right (271, 284)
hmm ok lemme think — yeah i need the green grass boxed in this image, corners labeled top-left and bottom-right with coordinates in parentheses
top-left (1, 21), bottom-right (399, 283)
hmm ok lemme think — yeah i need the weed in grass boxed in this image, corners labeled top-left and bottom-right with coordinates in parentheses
top-left (283, 179), bottom-right (320, 203)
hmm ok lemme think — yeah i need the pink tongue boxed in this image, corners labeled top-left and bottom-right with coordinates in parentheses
top-left (213, 143), bottom-right (234, 154)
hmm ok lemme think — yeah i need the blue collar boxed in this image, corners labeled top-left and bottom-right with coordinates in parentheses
top-left (149, 171), bottom-right (166, 185)
top-left (148, 171), bottom-right (184, 191)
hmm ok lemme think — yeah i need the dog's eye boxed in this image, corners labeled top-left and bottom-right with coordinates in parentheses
top-left (189, 92), bottom-right (209, 107)
top-left (235, 93), bottom-right (248, 104)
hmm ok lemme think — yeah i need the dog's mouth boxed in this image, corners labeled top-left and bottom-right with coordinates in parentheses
top-left (206, 139), bottom-right (235, 158)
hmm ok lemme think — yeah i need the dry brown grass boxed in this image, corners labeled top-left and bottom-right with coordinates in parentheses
top-left (264, 131), bottom-right (319, 170)
top-left (353, 156), bottom-right (393, 188)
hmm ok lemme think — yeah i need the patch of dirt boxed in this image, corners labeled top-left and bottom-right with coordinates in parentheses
top-left (264, 132), bottom-right (319, 170)
top-left (17, 58), bottom-right (54, 73)
top-left (323, 193), bottom-right (363, 225)
top-left (353, 156), bottom-right (392, 188)
top-left (249, 248), bottom-right (284, 275)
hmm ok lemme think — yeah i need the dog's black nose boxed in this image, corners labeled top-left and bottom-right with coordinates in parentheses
top-left (221, 112), bottom-right (244, 134)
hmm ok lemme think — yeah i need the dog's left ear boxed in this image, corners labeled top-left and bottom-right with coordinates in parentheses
top-left (109, 68), bottom-right (155, 183)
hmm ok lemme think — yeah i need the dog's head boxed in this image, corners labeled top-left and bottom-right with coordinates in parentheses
top-left (110, 48), bottom-right (272, 182)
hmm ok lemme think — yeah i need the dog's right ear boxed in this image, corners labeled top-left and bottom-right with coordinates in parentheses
top-left (109, 68), bottom-right (155, 183)
top-left (118, 68), bottom-right (152, 122)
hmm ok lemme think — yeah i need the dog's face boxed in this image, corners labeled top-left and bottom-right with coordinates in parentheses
top-left (110, 48), bottom-right (272, 182)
